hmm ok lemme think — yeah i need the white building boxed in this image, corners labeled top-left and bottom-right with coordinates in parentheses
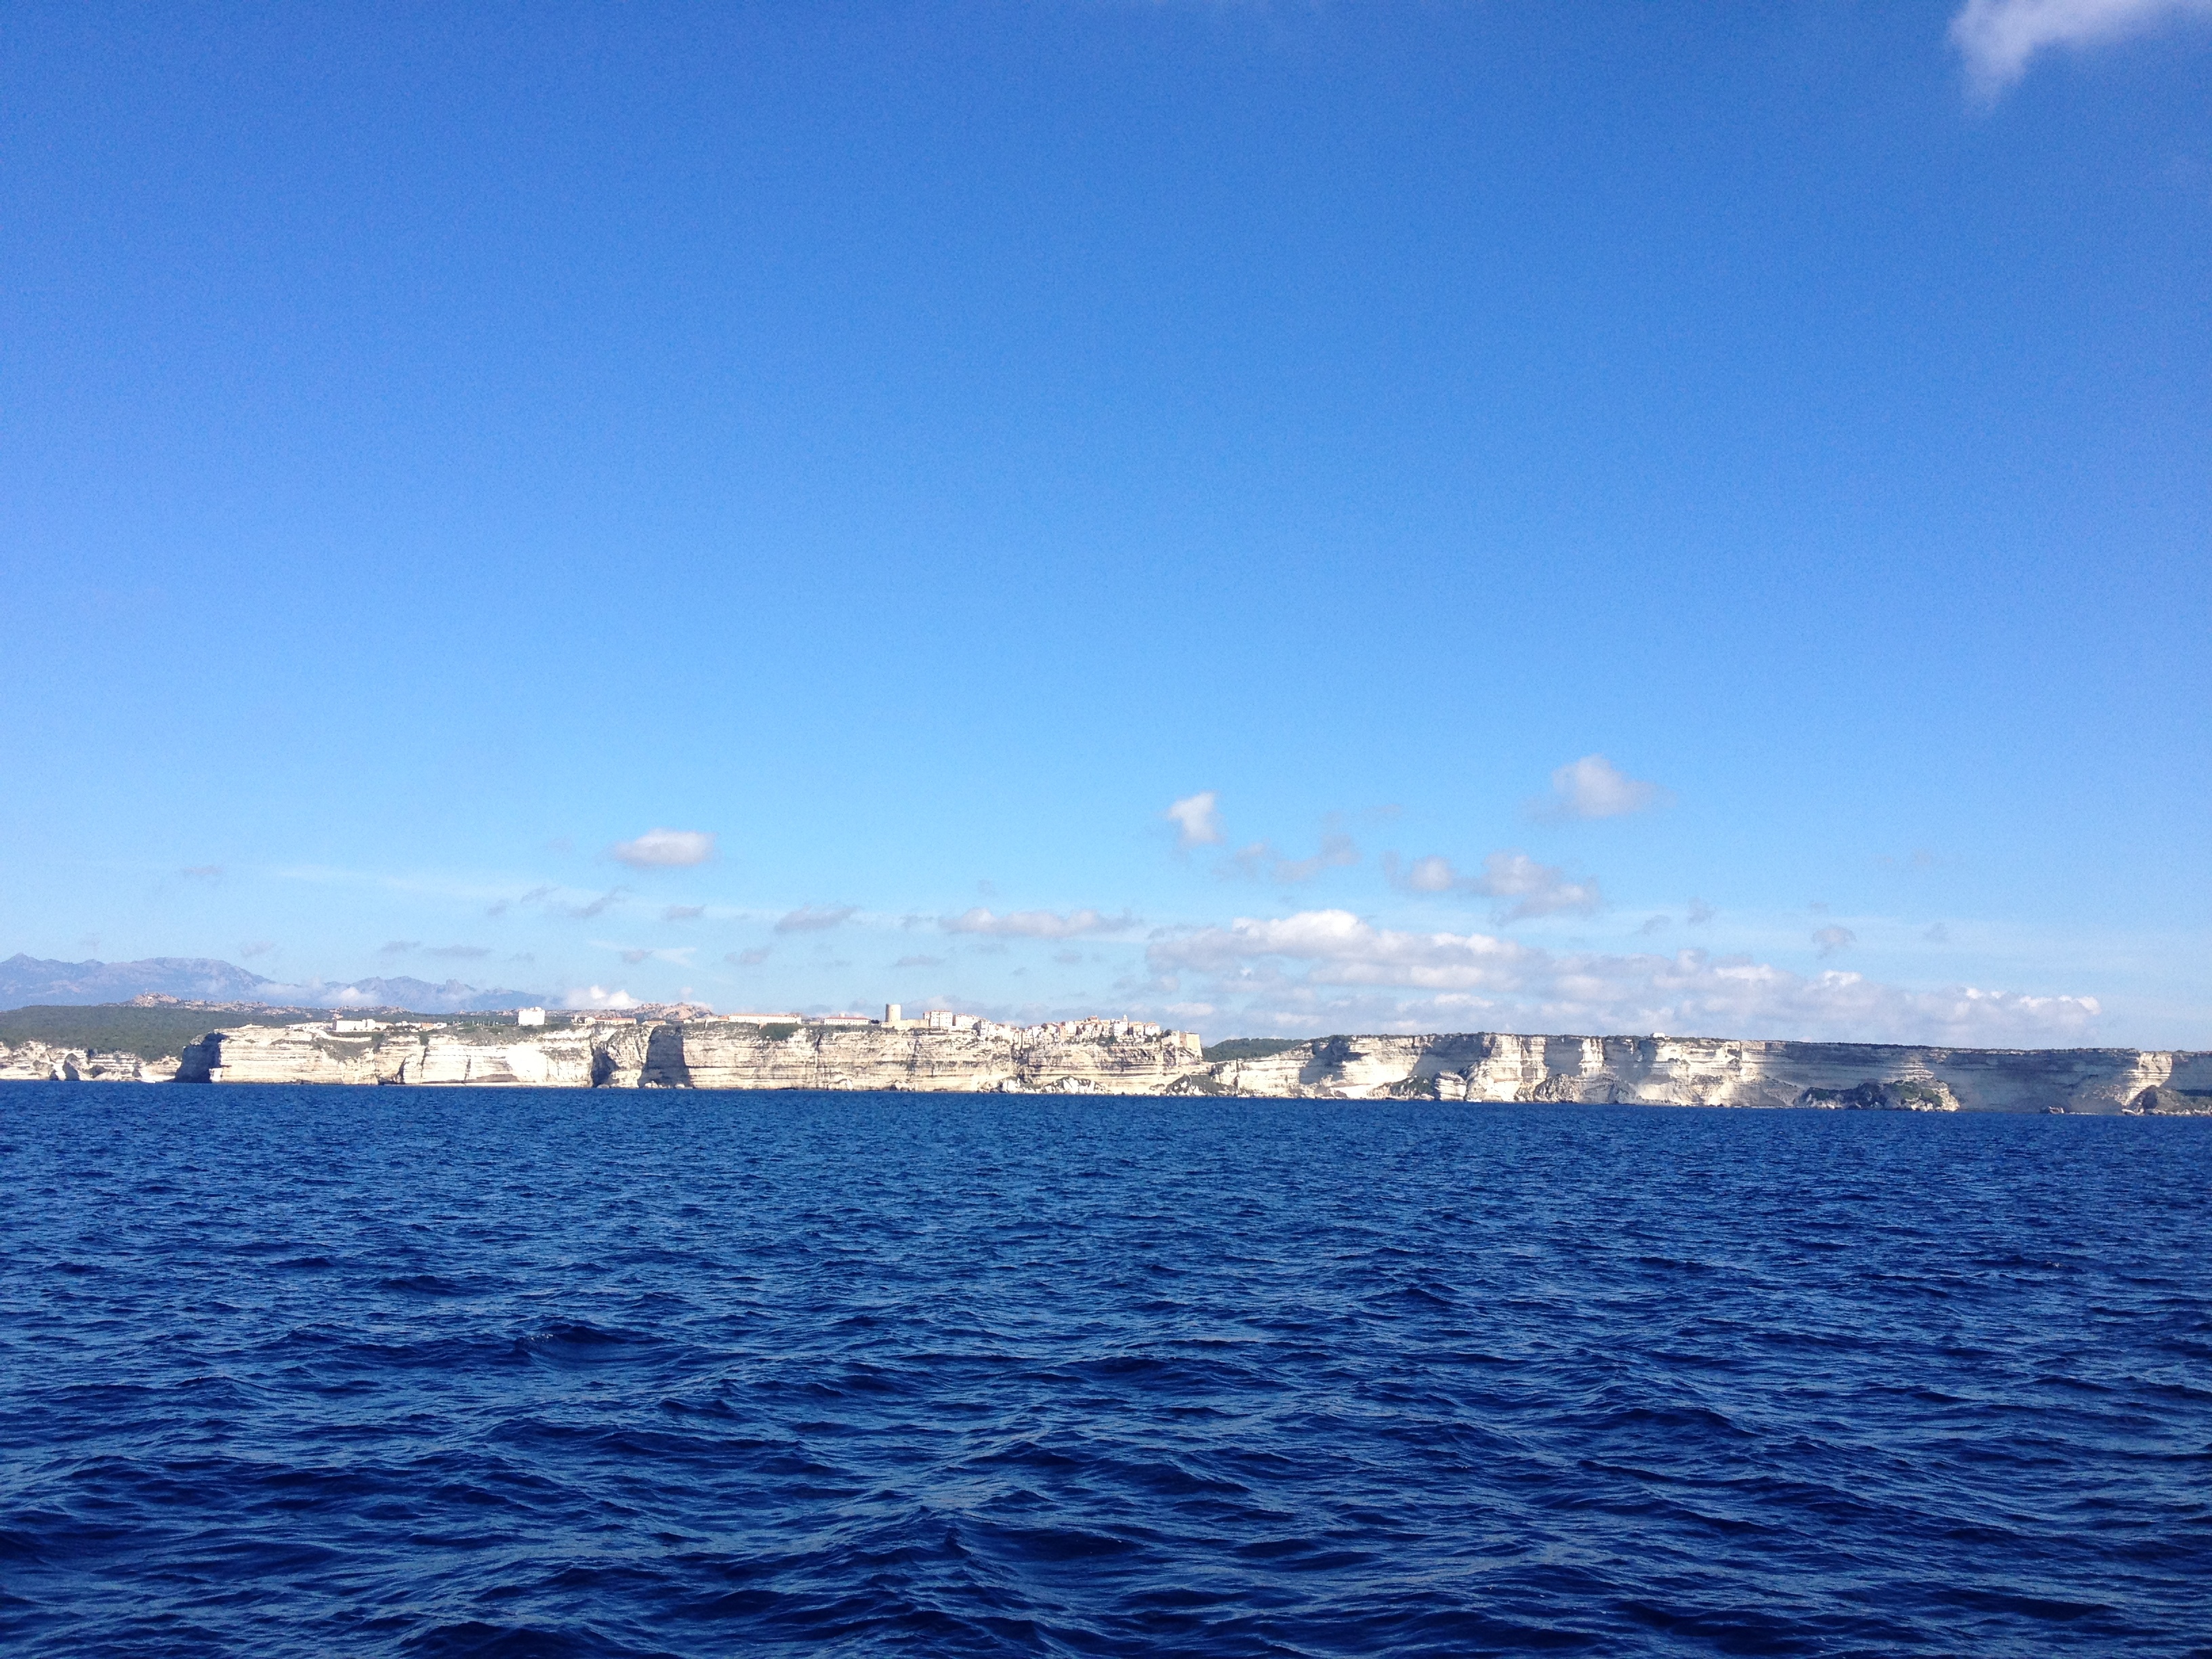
top-left (515, 1006), bottom-right (546, 1027)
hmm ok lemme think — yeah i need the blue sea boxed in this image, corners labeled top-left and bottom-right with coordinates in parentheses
top-left (3, 1084), bottom-right (2209, 1657)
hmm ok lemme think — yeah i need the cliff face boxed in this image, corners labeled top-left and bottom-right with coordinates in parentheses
top-left (175, 1023), bottom-right (648, 1087)
top-left (670, 1021), bottom-right (1206, 1093)
top-left (172, 1018), bottom-right (1206, 1094)
top-left (0, 1041), bottom-right (179, 1082)
top-left (68, 1020), bottom-right (2212, 1115)
top-left (1208, 1032), bottom-right (2212, 1114)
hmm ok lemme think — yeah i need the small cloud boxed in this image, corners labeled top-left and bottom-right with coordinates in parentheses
top-left (379, 940), bottom-right (419, 956)
top-left (1530, 754), bottom-right (1671, 822)
top-left (179, 865), bottom-right (223, 882)
top-left (777, 904), bottom-right (855, 933)
top-left (1167, 791), bottom-right (1224, 849)
top-left (565, 985), bottom-right (638, 1010)
top-left (1383, 853), bottom-right (1460, 894)
top-left (508, 952), bottom-right (536, 963)
top-left (1052, 949), bottom-right (1084, 964)
top-left (519, 884), bottom-right (556, 905)
top-left (609, 828), bottom-right (717, 869)
top-left (1810, 901), bottom-right (1830, 914)
top-left (428, 945), bottom-right (490, 960)
top-left (546, 837), bottom-right (574, 855)
top-left (1925, 922), bottom-right (1952, 944)
top-left (727, 947), bottom-right (771, 966)
top-left (1910, 848), bottom-right (1939, 869)
top-left (895, 954), bottom-right (945, 968)
top-left (621, 948), bottom-right (652, 964)
top-left (941, 907), bottom-right (1139, 939)
top-left (977, 879), bottom-right (998, 897)
top-left (569, 889), bottom-right (624, 919)
top-left (239, 940), bottom-right (277, 960)
top-left (485, 901), bottom-right (510, 918)
top-left (663, 905), bottom-right (705, 922)
top-left (1814, 925), bottom-right (1858, 958)
top-left (1686, 899), bottom-right (1716, 926)
top-left (1637, 915), bottom-right (1672, 936)
top-left (1950, 0), bottom-right (2212, 101)
top-left (1469, 852), bottom-right (1603, 922)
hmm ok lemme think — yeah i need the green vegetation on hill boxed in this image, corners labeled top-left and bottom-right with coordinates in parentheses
top-left (0, 1004), bottom-right (310, 1060)
top-left (1202, 1037), bottom-right (1309, 1064)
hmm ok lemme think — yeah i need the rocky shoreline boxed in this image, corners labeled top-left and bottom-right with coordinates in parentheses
top-left (3, 1016), bottom-right (2210, 1113)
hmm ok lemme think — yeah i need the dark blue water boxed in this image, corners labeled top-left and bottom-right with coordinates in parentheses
top-left (3, 1085), bottom-right (2209, 1657)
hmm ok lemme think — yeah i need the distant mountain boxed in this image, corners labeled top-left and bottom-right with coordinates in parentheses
top-left (0, 954), bottom-right (548, 1014)
top-left (314, 977), bottom-right (548, 1013)
top-left (0, 954), bottom-right (277, 1007)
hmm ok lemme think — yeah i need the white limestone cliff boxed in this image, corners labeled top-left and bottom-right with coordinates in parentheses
top-left (20, 1018), bottom-right (2192, 1114)
top-left (0, 1041), bottom-right (179, 1082)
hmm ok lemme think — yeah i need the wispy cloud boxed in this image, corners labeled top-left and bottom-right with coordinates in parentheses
top-left (1530, 754), bottom-right (1671, 822)
top-left (1166, 791), bottom-right (1224, 849)
top-left (727, 947), bottom-right (771, 966)
top-left (663, 905), bottom-right (705, 922)
top-left (941, 907), bottom-right (1139, 940)
top-left (1951, 0), bottom-right (2212, 99)
top-left (610, 828), bottom-right (717, 869)
top-left (1145, 908), bottom-right (2100, 1046)
top-left (895, 954), bottom-right (945, 968)
top-left (379, 939), bottom-right (419, 956)
top-left (239, 940), bottom-right (277, 959)
top-left (179, 865), bottom-right (223, 882)
top-left (1385, 851), bottom-right (1601, 921)
top-left (428, 944), bottom-right (491, 960)
top-left (1814, 926), bottom-right (1858, 958)
top-left (776, 904), bottom-right (855, 933)
top-left (1227, 832), bottom-right (1360, 884)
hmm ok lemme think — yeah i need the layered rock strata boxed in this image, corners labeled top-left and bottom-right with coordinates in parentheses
top-left (0, 1042), bottom-right (180, 1082)
top-left (174, 1018), bottom-right (1206, 1095)
top-left (9, 1021), bottom-right (2186, 1114)
top-left (1205, 1032), bottom-right (2212, 1114)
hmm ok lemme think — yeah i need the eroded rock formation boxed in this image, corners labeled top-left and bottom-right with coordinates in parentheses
top-left (3, 1018), bottom-right (2190, 1114)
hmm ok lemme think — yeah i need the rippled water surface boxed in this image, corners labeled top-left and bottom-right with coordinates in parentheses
top-left (3, 1084), bottom-right (2210, 1657)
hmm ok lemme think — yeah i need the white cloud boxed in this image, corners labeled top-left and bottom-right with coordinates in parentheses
top-left (727, 948), bottom-right (770, 966)
top-left (1469, 851), bottom-right (1603, 920)
top-left (941, 907), bottom-right (1139, 940)
top-left (1533, 755), bottom-right (1669, 821)
top-left (1166, 791), bottom-right (1225, 848)
top-left (663, 905), bottom-right (705, 922)
top-left (775, 904), bottom-right (855, 933)
top-left (610, 828), bottom-right (717, 868)
top-left (1951, 0), bottom-right (2212, 98)
top-left (895, 953), bottom-right (945, 968)
top-left (565, 985), bottom-right (639, 1010)
top-left (1145, 908), bottom-right (2101, 1046)
top-left (427, 944), bottom-right (490, 960)
top-left (239, 940), bottom-right (277, 959)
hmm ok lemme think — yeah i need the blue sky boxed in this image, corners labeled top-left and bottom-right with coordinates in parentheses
top-left (3, 1), bottom-right (2207, 1046)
